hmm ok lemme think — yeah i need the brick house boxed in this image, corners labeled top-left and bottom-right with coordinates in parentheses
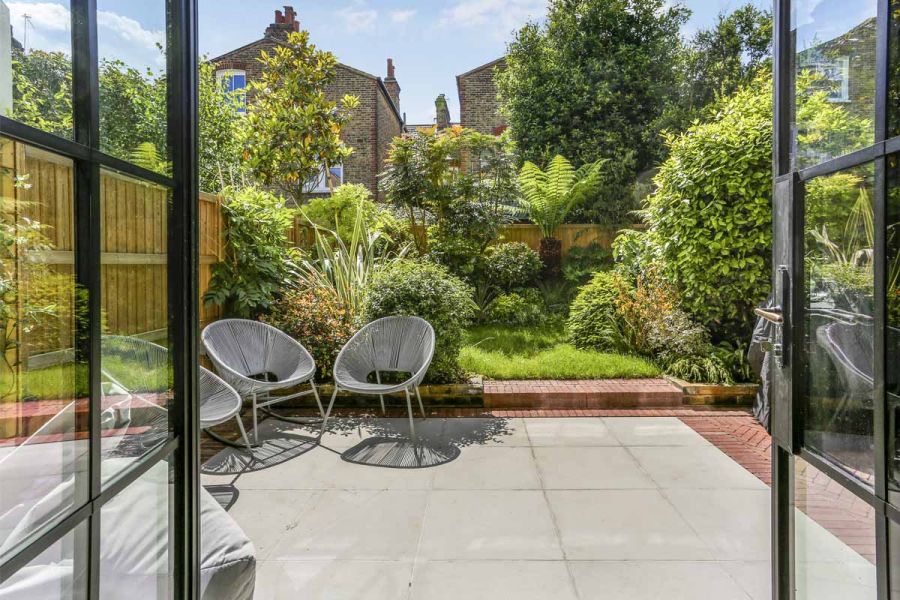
top-left (209, 5), bottom-right (404, 200)
top-left (457, 57), bottom-right (507, 136)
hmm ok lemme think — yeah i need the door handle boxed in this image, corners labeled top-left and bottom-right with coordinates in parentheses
top-left (755, 266), bottom-right (790, 369)
top-left (754, 307), bottom-right (783, 324)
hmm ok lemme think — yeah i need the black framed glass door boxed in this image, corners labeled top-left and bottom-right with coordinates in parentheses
top-left (770, 0), bottom-right (900, 597)
top-left (0, 0), bottom-right (199, 598)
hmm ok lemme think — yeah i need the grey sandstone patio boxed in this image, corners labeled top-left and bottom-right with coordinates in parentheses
top-left (200, 416), bottom-right (874, 599)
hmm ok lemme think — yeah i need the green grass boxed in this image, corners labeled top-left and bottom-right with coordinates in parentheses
top-left (460, 323), bottom-right (660, 380)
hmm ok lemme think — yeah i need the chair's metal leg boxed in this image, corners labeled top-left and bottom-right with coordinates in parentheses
top-left (311, 380), bottom-right (325, 418)
top-left (415, 386), bottom-right (425, 417)
top-left (252, 392), bottom-right (259, 445)
top-left (404, 388), bottom-right (416, 437)
top-left (376, 371), bottom-right (385, 415)
top-left (319, 387), bottom-right (339, 438)
top-left (234, 415), bottom-right (252, 451)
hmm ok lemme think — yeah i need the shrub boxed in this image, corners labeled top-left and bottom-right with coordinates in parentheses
top-left (486, 289), bottom-right (545, 326)
top-left (263, 288), bottom-right (355, 379)
top-left (300, 184), bottom-right (413, 253)
top-left (427, 196), bottom-right (504, 281)
top-left (562, 242), bottom-right (613, 284)
top-left (567, 271), bottom-right (629, 352)
top-left (426, 226), bottom-right (484, 281)
top-left (483, 243), bottom-right (542, 291)
top-left (204, 187), bottom-right (296, 318)
top-left (643, 76), bottom-right (773, 341)
top-left (364, 260), bottom-right (476, 383)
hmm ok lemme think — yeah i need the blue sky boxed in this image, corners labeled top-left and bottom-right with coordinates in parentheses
top-left (7, 0), bottom-right (769, 124)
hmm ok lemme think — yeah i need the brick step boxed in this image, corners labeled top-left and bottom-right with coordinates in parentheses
top-left (483, 378), bottom-right (684, 410)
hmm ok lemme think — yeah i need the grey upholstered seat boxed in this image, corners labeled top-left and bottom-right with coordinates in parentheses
top-left (322, 316), bottom-right (435, 435)
top-left (202, 319), bottom-right (323, 444)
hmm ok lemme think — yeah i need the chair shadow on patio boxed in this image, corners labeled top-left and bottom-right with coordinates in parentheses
top-left (335, 416), bottom-right (515, 469)
top-left (201, 418), bottom-right (318, 475)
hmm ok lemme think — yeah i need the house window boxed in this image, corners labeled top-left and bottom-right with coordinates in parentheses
top-left (805, 55), bottom-right (851, 103)
top-left (216, 68), bottom-right (247, 113)
top-left (305, 163), bottom-right (344, 194)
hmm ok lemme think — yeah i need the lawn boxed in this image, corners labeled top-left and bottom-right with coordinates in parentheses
top-left (459, 322), bottom-right (660, 380)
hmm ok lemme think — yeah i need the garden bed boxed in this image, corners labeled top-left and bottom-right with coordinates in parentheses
top-left (459, 323), bottom-right (660, 381)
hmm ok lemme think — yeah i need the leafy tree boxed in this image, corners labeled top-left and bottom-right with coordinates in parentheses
top-left (497, 0), bottom-right (688, 217)
top-left (10, 48), bottom-right (72, 137)
top-left (381, 126), bottom-right (518, 255)
top-left (99, 58), bottom-right (166, 161)
top-left (517, 155), bottom-right (604, 277)
top-left (660, 5), bottom-right (773, 134)
top-left (198, 61), bottom-right (245, 192)
top-left (242, 30), bottom-right (359, 205)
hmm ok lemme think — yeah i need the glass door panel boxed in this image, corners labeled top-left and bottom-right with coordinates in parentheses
top-left (803, 164), bottom-right (876, 480)
top-left (0, 136), bottom-right (87, 565)
top-left (791, 0), bottom-right (877, 170)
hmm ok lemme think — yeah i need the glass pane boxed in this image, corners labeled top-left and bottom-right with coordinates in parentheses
top-left (99, 459), bottom-right (173, 599)
top-left (794, 456), bottom-right (876, 599)
top-left (0, 136), bottom-right (87, 563)
top-left (890, 154), bottom-right (900, 502)
top-left (803, 163), bottom-right (875, 479)
top-left (99, 168), bottom-right (171, 486)
top-left (1, 1), bottom-right (74, 139)
top-left (97, 0), bottom-right (168, 174)
top-left (0, 521), bottom-right (88, 598)
top-left (792, 0), bottom-right (877, 170)
top-left (890, 0), bottom-right (900, 138)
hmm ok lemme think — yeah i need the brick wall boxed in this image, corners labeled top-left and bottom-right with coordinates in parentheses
top-left (458, 58), bottom-right (507, 135)
top-left (376, 86), bottom-right (403, 200)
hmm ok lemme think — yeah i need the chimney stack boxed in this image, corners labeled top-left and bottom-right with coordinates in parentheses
top-left (435, 94), bottom-right (451, 129)
top-left (384, 58), bottom-right (401, 109)
top-left (266, 5), bottom-right (300, 39)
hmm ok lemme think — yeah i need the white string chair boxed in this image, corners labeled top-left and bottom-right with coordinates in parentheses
top-left (202, 319), bottom-right (323, 444)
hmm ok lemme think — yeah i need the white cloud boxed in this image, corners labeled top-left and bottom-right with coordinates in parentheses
top-left (97, 11), bottom-right (164, 52)
top-left (5, 2), bottom-right (164, 69)
top-left (439, 0), bottom-right (544, 36)
top-left (339, 3), bottom-right (378, 34)
top-left (390, 9), bottom-right (416, 24)
top-left (6, 2), bottom-right (71, 53)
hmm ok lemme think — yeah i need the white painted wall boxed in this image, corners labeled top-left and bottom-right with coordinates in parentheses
top-left (0, 2), bottom-right (11, 117)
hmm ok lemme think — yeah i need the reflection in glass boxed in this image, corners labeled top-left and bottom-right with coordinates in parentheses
top-left (0, 521), bottom-right (88, 598)
top-left (97, 0), bottom-right (168, 173)
top-left (792, 0), bottom-right (876, 169)
top-left (888, 155), bottom-right (900, 501)
top-left (1, 2), bottom-right (74, 139)
top-left (0, 136), bottom-right (87, 563)
top-left (99, 169), bottom-right (171, 486)
top-left (803, 164), bottom-right (875, 478)
top-left (890, 1), bottom-right (900, 138)
top-left (794, 456), bottom-right (876, 599)
top-left (99, 459), bottom-right (173, 599)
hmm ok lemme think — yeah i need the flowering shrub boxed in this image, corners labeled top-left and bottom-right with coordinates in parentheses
top-left (263, 288), bottom-right (355, 379)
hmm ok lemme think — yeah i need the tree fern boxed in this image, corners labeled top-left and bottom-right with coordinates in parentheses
top-left (517, 155), bottom-right (605, 239)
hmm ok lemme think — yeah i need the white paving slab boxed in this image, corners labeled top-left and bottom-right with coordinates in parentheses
top-left (204, 416), bottom-right (872, 597)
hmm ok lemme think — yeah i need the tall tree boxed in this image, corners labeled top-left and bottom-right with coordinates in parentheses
top-left (241, 30), bottom-right (359, 205)
top-left (659, 4), bottom-right (773, 134)
top-left (497, 0), bottom-right (688, 221)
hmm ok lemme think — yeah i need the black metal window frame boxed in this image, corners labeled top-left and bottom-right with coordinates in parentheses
top-left (0, 0), bottom-right (200, 597)
top-left (772, 0), bottom-right (897, 598)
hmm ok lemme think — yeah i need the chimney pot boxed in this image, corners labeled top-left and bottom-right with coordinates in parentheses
top-left (275, 9), bottom-right (283, 24)
top-left (284, 5), bottom-right (296, 23)
top-left (387, 58), bottom-right (395, 79)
